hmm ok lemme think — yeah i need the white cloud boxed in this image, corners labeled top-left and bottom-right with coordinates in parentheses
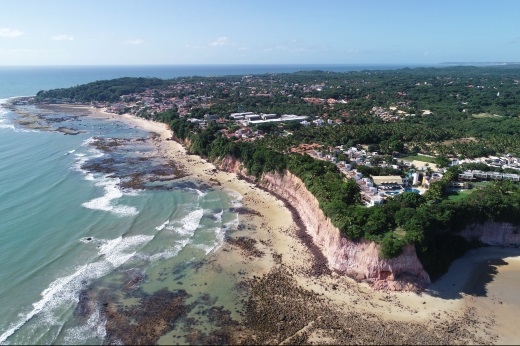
top-left (210, 36), bottom-right (230, 46)
top-left (52, 34), bottom-right (74, 41)
top-left (123, 39), bottom-right (145, 45)
top-left (0, 28), bottom-right (24, 38)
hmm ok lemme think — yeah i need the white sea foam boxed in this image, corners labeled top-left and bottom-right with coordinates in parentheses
top-left (213, 210), bottom-right (223, 222)
top-left (147, 209), bottom-right (204, 262)
top-left (72, 149), bottom-right (104, 175)
top-left (62, 305), bottom-right (106, 344)
top-left (196, 226), bottom-right (227, 255)
top-left (0, 123), bottom-right (40, 133)
top-left (167, 208), bottom-right (204, 236)
top-left (224, 213), bottom-right (240, 230)
top-left (148, 238), bottom-right (191, 262)
top-left (84, 172), bottom-right (95, 181)
top-left (0, 123), bottom-right (16, 131)
top-left (82, 177), bottom-right (138, 217)
top-left (81, 137), bottom-right (96, 147)
top-left (155, 220), bottom-right (170, 231)
top-left (0, 234), bottom-right (153, 344)
top-left (0, 99), bottom-right (8, 117)
top-left (185, 187), bottom-right (207, 199)
top-left (224, 188), bottom-right (243, 208)
top-left (72, 139), bottom-right (138, 217)
top-left (0, 99), bottom-right (38, 133)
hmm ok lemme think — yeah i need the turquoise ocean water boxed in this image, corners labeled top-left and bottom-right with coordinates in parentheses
top-left (0, 64), bottom-right (430, 344)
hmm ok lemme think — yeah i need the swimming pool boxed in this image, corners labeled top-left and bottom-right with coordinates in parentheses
top-left (405, 188), bottom-right (420, 193)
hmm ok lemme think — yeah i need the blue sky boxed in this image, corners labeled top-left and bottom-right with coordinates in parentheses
top-left (0, 0), bottom-right (518, 65)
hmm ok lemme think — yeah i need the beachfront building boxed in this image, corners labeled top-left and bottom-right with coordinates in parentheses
top-left (458, 170), bottom-right (520, 182)
top-left (246, 114), bottom-right (309, 126)
top-left (371, 175), bottom-right (406, 189)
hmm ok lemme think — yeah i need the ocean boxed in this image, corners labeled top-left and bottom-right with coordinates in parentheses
top-left (0, 64), bottom-right (434, 344)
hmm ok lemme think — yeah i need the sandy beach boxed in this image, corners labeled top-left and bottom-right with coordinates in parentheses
top-left (52, 104), bottom-right (520, 344)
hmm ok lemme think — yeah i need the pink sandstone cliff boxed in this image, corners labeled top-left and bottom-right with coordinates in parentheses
top-left (216, 155), bottom-right (520, 290)
top-left (217, 155), bottom-right (430, 290)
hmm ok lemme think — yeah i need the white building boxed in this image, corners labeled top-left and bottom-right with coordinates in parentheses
top-left (261, 113), bottom-right (277, 120)
top-left (314, 119), bottom-right (324, 126)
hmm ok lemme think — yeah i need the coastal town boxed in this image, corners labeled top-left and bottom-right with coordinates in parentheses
top-left (72, 75), bottom-right (520, 209)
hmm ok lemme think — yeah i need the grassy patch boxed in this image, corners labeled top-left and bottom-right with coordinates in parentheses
top-left (447, 189), bottom-right (474, 201)
top-left (473, 113), bottom-right (501, 118)
top-left (401, 154), bottom-right (438, 164)
top-left (472, 181), bottom-right (492, 188)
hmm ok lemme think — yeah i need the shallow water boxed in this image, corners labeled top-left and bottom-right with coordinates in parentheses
top-left (0, 100), bottom-right (243, 344)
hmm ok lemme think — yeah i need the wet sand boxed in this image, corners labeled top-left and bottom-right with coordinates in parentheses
top-left (429, 247), bottom-right (520, 345)
top-left (56, 104), bottom-right (520, 344)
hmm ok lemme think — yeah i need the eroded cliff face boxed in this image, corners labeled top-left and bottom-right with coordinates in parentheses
top-left (217, 155), bottom-right (520, 290)
top-left (458, 222), bottom-right (520, 246)
top-left (260, 170), bottom-right (432, 290)
top-left (218, 155), bottom-right (431, 290)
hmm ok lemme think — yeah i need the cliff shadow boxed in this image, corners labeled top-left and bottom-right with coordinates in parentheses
top-left (426, 247), bottom-right (520, 299)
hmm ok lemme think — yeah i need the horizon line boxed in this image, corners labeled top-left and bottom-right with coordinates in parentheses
top-left (0, 62), bottom-right (442, 67)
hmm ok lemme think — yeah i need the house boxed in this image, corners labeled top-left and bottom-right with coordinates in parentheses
top-left (205, 114), bottom-right (219, 120)
top-left (448, 158), bottom-right (460, 166)
top-left (367, 196), bottom-right (384, 207)
top-left (362, 178), bottom-right (373, 187)
top-left (353, 171), bottom-right (363, 180)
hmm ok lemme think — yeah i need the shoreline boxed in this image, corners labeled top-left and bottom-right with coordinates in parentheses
top-left (35, 103), bottom-right (520, 343)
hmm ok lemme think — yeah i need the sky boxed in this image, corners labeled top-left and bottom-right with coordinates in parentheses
top-left (0, 0), bottom-right (519, 65)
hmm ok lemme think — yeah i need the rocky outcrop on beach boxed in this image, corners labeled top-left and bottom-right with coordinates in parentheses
top-left (458, 222), bottom-right (520, 246)
top-left (217, 155), bottom-right (430, 290)
top-left (239, 266), bottom-right (488, 345)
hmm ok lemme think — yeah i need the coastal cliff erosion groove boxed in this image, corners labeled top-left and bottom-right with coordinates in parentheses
top-left (217, 155), bottom-right (431, 290)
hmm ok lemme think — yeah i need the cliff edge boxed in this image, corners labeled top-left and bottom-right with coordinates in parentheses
top-left (216, 155), bottom-right (520, 291)
top-left (218, 155), bottom-right (430, 290)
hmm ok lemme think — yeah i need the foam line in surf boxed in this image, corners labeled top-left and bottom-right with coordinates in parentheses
top-left (167, 208), bottom-right (204, 236)
top-left (81, 176), bottom-right (138, 217)
top-left (0, 235), bottom-right (152, 344)
top-left (155, 220), bottom-right (170, 231)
